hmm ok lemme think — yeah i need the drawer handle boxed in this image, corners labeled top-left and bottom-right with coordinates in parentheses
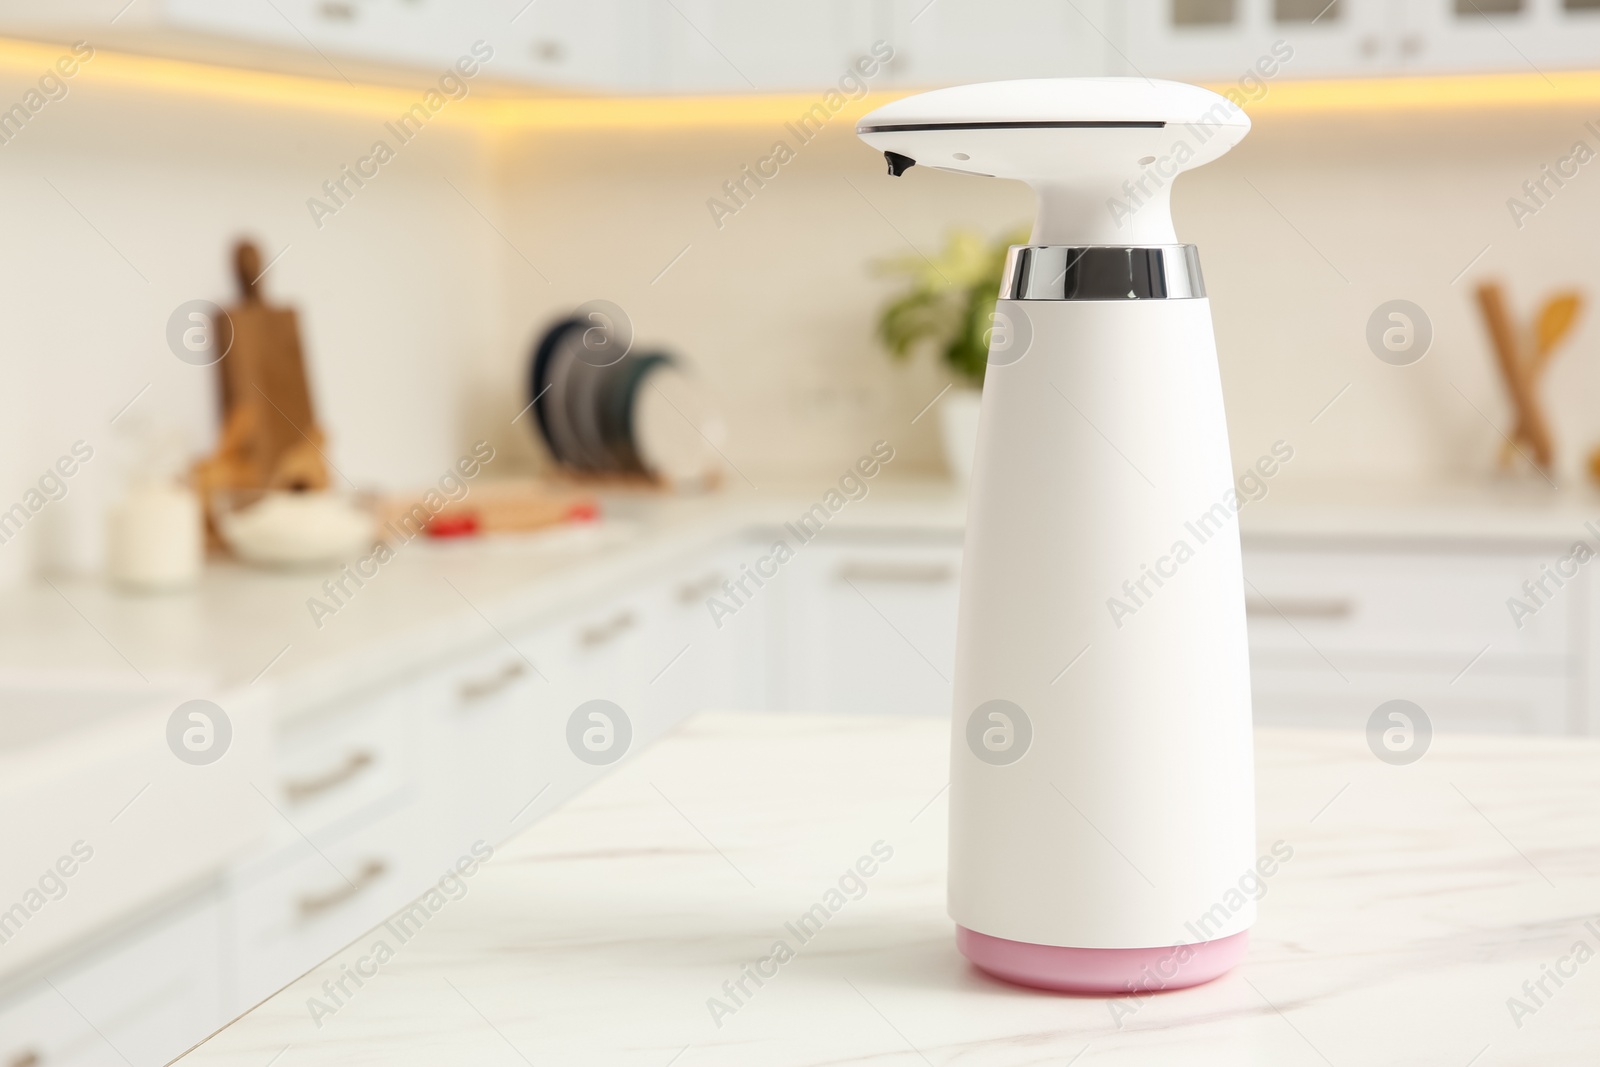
top-left (459, 661), bottom-right (527, 704)
top-left (580, 610), bottom-right (636, 648)
top-left (676, 573), bottom-right (725, 604)
top-left (283, 750), bottom-right (375, 804)
top-left (297, 858), bottom-right (387, 920)
top-left (1245, 597), bottom-right (1352, 620)
top-left (835, 562), bottom-right (954, 584)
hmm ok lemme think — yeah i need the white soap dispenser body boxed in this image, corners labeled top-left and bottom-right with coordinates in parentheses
top-left (859, 78), bottom-right (1257, 993)
top-left (950, 290), bottom-right (1256, 992)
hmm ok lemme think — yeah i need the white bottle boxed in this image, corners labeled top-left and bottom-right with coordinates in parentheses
top-left (859, 79), bottom-right (1256, 993)
top-left (108, 481), bottom-right (203, 591)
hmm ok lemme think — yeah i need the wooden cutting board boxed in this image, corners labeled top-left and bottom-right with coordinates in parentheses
top-left (195, 240), bottom-right (329, 496)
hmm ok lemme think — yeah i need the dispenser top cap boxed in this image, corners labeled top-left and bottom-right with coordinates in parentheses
top-left (855, 78), bottom-right (1250, 246)
top-left (857, 77), bottom-right (1249, 138)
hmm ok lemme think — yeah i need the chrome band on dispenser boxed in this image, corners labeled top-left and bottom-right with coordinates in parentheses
top-left (1002, 245), bottom-right (1205, 301)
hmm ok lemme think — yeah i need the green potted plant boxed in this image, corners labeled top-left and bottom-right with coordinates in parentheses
top-left (875, 226), bottom-right (1026, 483)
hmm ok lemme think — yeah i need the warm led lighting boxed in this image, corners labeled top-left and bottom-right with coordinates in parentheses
top-left (1231, 69), bottom-right (1600, 113)
top-left (1, 34), bottom-right (1596, 129)
top-left (0, 36), bottom-right (429, 119)
top-left (473, 92), bottom-right (897, 130)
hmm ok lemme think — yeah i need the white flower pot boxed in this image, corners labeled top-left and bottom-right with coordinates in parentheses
top-left (938, 386), bottom-right (983, 486)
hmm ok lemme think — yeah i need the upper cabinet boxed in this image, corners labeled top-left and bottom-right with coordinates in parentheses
top-left (1397, 0), bottom-right (1600, 75)
top-left (645, 1), bottom-right (882, 94)
top-left (1120, 0), bottom-right (1600, 81)
top-left (0, 0), bottom-right (1120, 92)
top-left (474, 0), bottom-right (1119, 94)
top-left (1, 0), bottom-right (1596, 92)
top-left (888, 0), bottom-right (1114, 86)
top-left (158, 0), bottom-right (513, 73)
top-left (1121, 0), bottom-right (1395, 80)
top-left (487, 0), bottom-right (658, 93)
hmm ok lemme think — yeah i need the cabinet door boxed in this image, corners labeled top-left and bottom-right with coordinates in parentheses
top-left (1252, 664), bottom-right (1572, 734)
top-left (1242, 543), bottom-right (1582, 736)
top-left (653, 0), bottom-right (880, 92)
top-left (892, 0), bottom-right (1113, 85)
top-left (1121, 0), bottom-right (1394, 81)
top-left (229, 794), bottom-right (434, 1010)
top-left (517, 588), bottom-right (667, 786)
top-left (419, 638), bottom-right (550, 848)
top-left (35, 892), bottom-right (226, 1067)
top-left (782, 535), bottom-right (961, 716)
top-left (273, 689), bottom-right (416, 834)
top-left (1396, 0), bottom-right (1600, 75)
top-left (0, 983), bottom-right (93, 1067)
top-left (498, 0), bottom-right (655, 91)
top-left (649, 544), bottom-right (775, 715)
top-left (163, 0), bottom-right (500, 70)
top-left (1243, 545), bottom-right (1572, 665)
top-left (231, 685), bottom-right (429, 1010)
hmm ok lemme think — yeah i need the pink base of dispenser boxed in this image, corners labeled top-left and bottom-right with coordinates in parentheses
top-left (956, 926), bottom-right (1249, 995)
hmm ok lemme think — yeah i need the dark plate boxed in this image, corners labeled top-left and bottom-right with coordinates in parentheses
top-left (598, 352), bottom-right (672, 474)
top-left (528, 317), bottom-right (587, 467)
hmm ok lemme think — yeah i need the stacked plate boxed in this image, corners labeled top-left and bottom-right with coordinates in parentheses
top-left (528, 303), bottom-right (724, 488)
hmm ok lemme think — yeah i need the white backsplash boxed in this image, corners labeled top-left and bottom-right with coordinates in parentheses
top-left (2, 61), bottom-right (1597, 582)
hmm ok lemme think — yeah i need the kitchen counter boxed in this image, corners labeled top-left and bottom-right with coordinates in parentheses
top-left (0, 483), bottom-right (969, 711)
top-left (1243, 476), bottom-right (1600, 545)
top-left (176, 712), bottom-right (1600, 1066)
top-left (11, 474), bottom-right (1600, 716)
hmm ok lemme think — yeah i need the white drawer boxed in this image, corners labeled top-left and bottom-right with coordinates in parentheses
top-left (272, 690), bottom-right (413, 836)
top-left (1252, 665), bottom-right (1572, 736)
top-left (4, 893), bottom-right (229, 1067)
top-left (1243, 546), bottom-right (1576, 666)
top-left (781, 538), bottom-right (962, 716)
top-left (415, 642), bottom-right (547, 847)
top-left (559, 592), bottom-right (654, 690)
top-left (0, 983), bottom-right (95, 1067)
top-left (230, 798), bottom-right (435, 1011)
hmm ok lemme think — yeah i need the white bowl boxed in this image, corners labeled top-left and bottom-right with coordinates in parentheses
top-left (216, 491), bottom-right (375, 568)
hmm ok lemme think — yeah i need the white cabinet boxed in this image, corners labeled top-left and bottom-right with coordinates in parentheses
top-left (1121, 0), bottom-right (1405, 81)
top-left (11, 0), bottom-right (1600, 88)
top-left (886, 0), bottom-right (1113, 87)
top-left (0, 0), bottom-right (1116, 92)
top-left (1251, 663), bottom-right (1571, 733)
top-left (0, 891), bottom-right (227, 1067)
top-left (52, 895), bottom-right (227, 1067)
top-left (1243, 540), bottom-right (1584, 736)
top-left (779, 531), bottom-right (962, 717)
top-left (1120, 0), bottom-right (1600, 80)
top-left (645, 0), bottom-right (1119, 92)
top-left (650, 1), bottom-right (880, 93)
top-left (0, 984), bottom-right (92, 1067)
top-left (417, 640), bottom-right (548, 847)
top-left (1395, 0), bottom-right (1600, 75)
top-left (765, 528), bottom-right (1589, 732)
top-left (6, 518), bottom-right (1597, 1066)
top-left (230, 686), bottom-right (431, 1010)
top-left (495, 0), bottom-right (657, 92)
top-left (1242, 545), bottom-right (1572, 664)
top-left (163, 0), bottom-right (496, 69)
top-left (648, 541), bottom-right (777, 713)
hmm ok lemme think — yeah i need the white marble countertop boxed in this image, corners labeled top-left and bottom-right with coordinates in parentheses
top-left (177, 712), bottom-right (1600, 1066)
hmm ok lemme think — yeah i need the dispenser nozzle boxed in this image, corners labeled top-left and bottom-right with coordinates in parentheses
top-left (856, 79), bottom-right (1250, 244)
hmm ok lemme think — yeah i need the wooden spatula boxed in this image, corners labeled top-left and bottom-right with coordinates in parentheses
top-left (1478, 282), bottom-right (1556, 472)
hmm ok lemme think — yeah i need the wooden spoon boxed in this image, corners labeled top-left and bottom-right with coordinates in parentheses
top-left (1478, 282), bottom-right (1554, 471)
